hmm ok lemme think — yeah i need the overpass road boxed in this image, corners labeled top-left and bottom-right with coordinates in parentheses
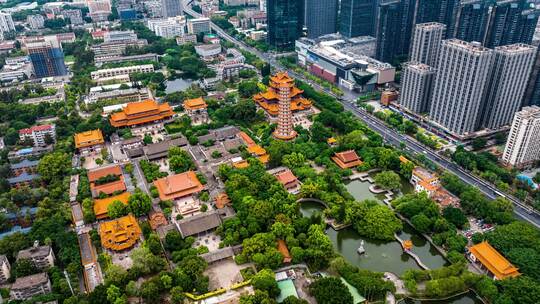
top-left (182, 3), bottom-right (540, 229)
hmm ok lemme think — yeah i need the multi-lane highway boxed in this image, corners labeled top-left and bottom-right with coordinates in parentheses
top-left (182, 2), bottom-right (540, 229)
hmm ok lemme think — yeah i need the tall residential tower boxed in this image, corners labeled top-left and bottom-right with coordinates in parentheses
top-left (409, 22), bottom-right (446, 67)
top-left (502, 106), bottom-right (540, 168)
top-left (429, 40), bottom-right (494, 136)
top-left (482, 43), bottom-right (536, 129)
top-left (399, 62), bottom-right (435, 113)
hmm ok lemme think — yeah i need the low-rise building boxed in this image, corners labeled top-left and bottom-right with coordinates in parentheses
top-left (410, 167), bottom-right (439, 192)
top-left (74, 129), bottom-right (104, 154)
top-left (143, 137), bottom-right (188, 160)
top-left (8, 146), bottom-right (53, 162)
top-left (91, 64), bottom-right (155, 80)
top-left (17, 243), bottom-right (55, 270)
top-left (332, 150), bottom-right (362, 169)
top-left (10, 272), bottom-right (51, 300)
top-left (91, 39), bottom-right (148, 57)
top-left (7, 172), bottom-right (40, 189)
top-left (99, 214), bottom-right (141, 251)
top-left (296, 36), bottom-right (393, 92)
top-left (195, 43), bottom-right (222, 60)
top-left (274, 169), bottom-right (300, 194)
top-left (109, 99), bottom-right (174, 128)
top-left (10, 159), bottom-right (39, 176)
top-left (238, 131), bottom-right (269, 164)
top-left (87, 165), bottom-right (127, 197)
top-left (176, 34), bottom-right (197, 45)
top-left (18, 125), bottom-right (55, 147)
top-left (468, 241), bottom-right (520, 280)
top-left (154, 171), bottom-right (204, 201)
top-left (86, 84), bottom-right (152, 104)
top-left (0, 255), bottom-right (10, 283)
top-left (94, 53), bottom-right (158, 66)
top-left (183, 97), bottom-right (209, 124)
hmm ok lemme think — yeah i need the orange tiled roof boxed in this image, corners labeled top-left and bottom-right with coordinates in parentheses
top-left (238, 132), bottom-right (269, 164)
top-left (469, 241), bottom-right (520, 280)
top-left (275, 170), bottom-right (297, 186)
top-left (238, 131), bottom-right (255, 146)
top-left (154, 171), bottom-right (204, 201)
top-left (232, 159), bottom-right (249, 169)
top-left (253, 72), bottom-right (311, 116)
top-left (413, 167), bottom-right (438, 183)
top-left (277, 239), bottom-right (292, 263)
top-left (332, 150), bottom-right (363, 169)
top-left (94, 192), bottom-right (130, 219)
top-left (110, 100), bottom-right (174, 127)
top-left (214, 193), bottom-right (231, 209)
top-left (74, 129), bottom-right (104, 149)
top-left (88, 165), bottom-right (123, 182)
top-left (99, 214), bottom-right (141, 251)
top-left (92, 179), bottom-right (127, 196)
top-left (418, 180), bottom-right (438, 192)
top-left (183, 97), bottom-right (207, 110)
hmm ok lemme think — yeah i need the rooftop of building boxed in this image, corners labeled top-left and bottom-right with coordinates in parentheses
top-left (19, 124), bottom-right (54, 134)
top-left (415, 22), bottom-right (446, 29)
top-left (404, 61), bottom-right (436, 72)
top-left (412, 167), bottom-right (438, 182)
top-left (11, 272), bottom-right (49, 290)
top-left (445, 39), bottom-right (492, 53)
top-left (149, 211), bottom-right (168, 230)
top-left (93, 192), bottom-right (130, 219)
top-left (495, 43), bottom-right (536, 53)
top-left (183, 97), bottom-right (207, 110)
top-left (176, 210), bottom-right (222, 237)
top-left (154, 171), bottom-right (204, 201)
top-left (74, 129), bottom-right (104, 149)
top-left (277, 239), bottom-right (291, 263)
top-left (275, 169), bottom-right (298, 186)
top-left (17, 244), bottom-right (52, 260)
top-left (99, 214), bottom-right (141, 251)
top-left (332, 150), bottom-right (363, 169)
top-left (87, 165), bottom-right (123, 182)
top-left (469, 241), bottom-right (520, 280)
top-left (10, 159), bottom-right (39, 170)
top-left (7, 172), bottom-right (40, 184)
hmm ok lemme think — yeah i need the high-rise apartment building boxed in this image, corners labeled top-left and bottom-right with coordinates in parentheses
top-left (454, 0), bottom-right (492, 43)
top-left (429, 40), bottom-right (494, 136)
top-left (26, 36), bottom-right (68, 78)
top-left (187, 18), bottom-right (211, 35)
top-left (524, 47), bottom-right (540, 106)
top-left (161, 0), bottom-right (183, 18)
top-left (147, 17), bottom-right (186, 38)
top-left (502, 105), bottom-right (540, 168)
top-left (482, 43), bottom-right (536, 129)
top-left (485, 0), bottom-right (539, 48)
top-left (399, 62), bottom-right (435, 113)
top-left (409, 22), bottom-right (446, 67)
top-left (305, 0), bottom-right (338, 39)
top-left (26, 15), bottom-right (45, 30)
top-left (376, 0), bottom-right (415, 63)
top-left (267, 0), bottom-right (303, 49)
top-left (0, 12), bottom-right (15, 40)
top-left (339, 0), bottom-right (376, 38)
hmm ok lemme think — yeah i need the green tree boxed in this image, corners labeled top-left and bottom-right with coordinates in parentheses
top-left (107, 200), bottom-right (128, 219)
top-left (251, 269), bottom-right (280, 297)
top-left (171, 286), bottom-right (185, 303)
top-left (128, 189), bottom-right (152, 217)
top-left (411, 213), bottom-right (432, 233)
top-left (238, 80), bottom-right (260, 98)
top-left (442, 207), bottom-right (467, 229)
top-left (13, 258), bottom-right (39, 278)
top-left (309, 277), bottom-right (353, 304)
top-left (168, 147), bottom-right (194, 173)
top-left (374, 171), bottom-right (402, 191)
top-left (107, 284), bottom-right (122, 303)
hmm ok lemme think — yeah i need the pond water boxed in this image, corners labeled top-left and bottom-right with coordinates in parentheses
top-left (165, 78), bottom-right (193, 93)
top-left (299, 179), bottom-right (447, 275)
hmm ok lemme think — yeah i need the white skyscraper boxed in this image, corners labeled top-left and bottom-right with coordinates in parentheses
top-left (502, 106), bottom-right (540, 168)
top-left (409, 22), bottom-right (446, 67)
top-left (399, 62), bottom-right (435, 114)
top-left (482, 43), bottom-right (536, 130)
top-left (429, 39), bottom-right (494, 136)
